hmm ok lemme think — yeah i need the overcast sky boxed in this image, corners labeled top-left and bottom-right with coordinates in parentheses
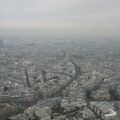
top-left (0, 0), bottom-right (120, 38)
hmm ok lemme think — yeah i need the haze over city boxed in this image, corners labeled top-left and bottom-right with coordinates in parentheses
top-left (0, 0), bottom-right (120, 43)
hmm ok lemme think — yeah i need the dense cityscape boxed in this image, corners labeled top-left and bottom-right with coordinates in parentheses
top-left (0, 39), bottom-right (120, 120)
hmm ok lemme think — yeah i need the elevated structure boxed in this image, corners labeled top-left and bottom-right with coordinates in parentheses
top-left (0, 40), bottom-right (4, 48)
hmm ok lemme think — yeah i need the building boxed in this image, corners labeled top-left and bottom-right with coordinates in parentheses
top-left (35, 106), bottom-right (52, 120)
top-left (0, 40), bottom-right (4, 48)
top-left (90, 102), bottom-right (117, 120)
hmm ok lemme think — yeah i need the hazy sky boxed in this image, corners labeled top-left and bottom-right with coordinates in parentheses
top-left (0, 0), bottom-right (120, 38)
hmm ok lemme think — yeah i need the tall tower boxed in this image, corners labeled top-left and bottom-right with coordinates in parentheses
top-left (0, 40), bottom-right (3, 48)
top-left (42, 70), bottom-right (47, 83)
top-left (25, 67), bottom-right (31, 87)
